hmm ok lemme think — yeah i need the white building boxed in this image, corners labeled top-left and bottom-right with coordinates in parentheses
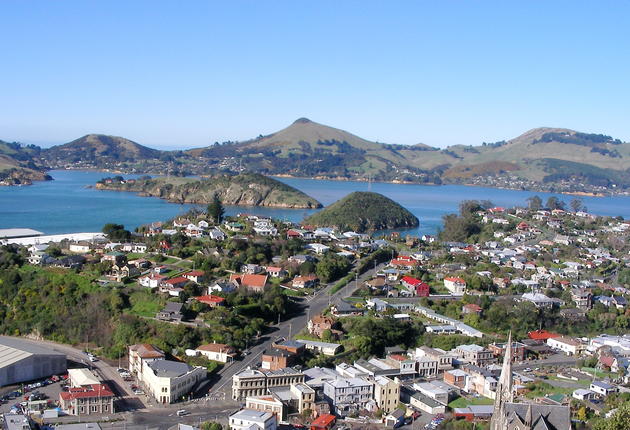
top-left (443, 277), bottom-right (466, 295)
top-left (228, 409), bottom-right (277, 430)
top-left (547, 336), bottom-right (583, 355)
top-left (323, 377), bottom-right (373, 415)
top-left (141, 359), bottom-right (206, 404)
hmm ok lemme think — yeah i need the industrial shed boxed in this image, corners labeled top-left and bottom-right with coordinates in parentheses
top-left (0, 337), bottom-right (67, 386)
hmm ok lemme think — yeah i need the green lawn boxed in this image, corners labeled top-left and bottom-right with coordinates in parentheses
top-left (448, 396), bottom-right (494, 409)
top-left (126, 252), bottom-right (147, 260)
top-left (128, 290), bottom-right (164, 317)
top-left (581, 367), bottom-right (617, 379)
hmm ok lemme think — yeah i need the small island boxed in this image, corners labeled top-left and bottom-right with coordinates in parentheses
top-left (304, 191), bottom-right (419, 232)
top-left (94, 173), bottom-right (322, 209)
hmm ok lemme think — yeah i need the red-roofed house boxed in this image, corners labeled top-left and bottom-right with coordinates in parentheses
top-left (389, 256), bottom-right (420, 270)
top-left (517, 222), bottom-right (530, 231)
top-left (59, 384), bottom-right (114, 416)
top-left (230, 273), bottom-right (268, 293)
top-left (183, 270), bottom-right (205, 283)
top-left (462, 303), bottom-right (482, 315)
top-left (528, 330), bottom-right (560, 341)
top-left (292, 274), bottom-right (319, 289)
top-left (138, 273), bottom-right (167, 289)
top-left (444, 277), bottom-right (467, 295)
top-left (401, 276), bottom-right (430, 297)
top-left (194, 295), bottom-right (226, 308)
top-left (266, 266), bottom-right (287, 278)
top-left (310, 414), bottom-right (336, 430)
top-left (162, 277), bottom-right (189, 289)
top-left (488, 207), bottom-right (505, 213)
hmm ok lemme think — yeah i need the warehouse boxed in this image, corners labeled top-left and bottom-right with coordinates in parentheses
top-left (0, 337), bottom-right (67, 386)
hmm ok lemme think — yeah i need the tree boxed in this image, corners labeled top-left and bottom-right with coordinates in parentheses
top-left (570, 198), bottom-right (583, 212)
top-left (200, 422), bottom-right (223, 430)
top-left (545, 196), bottom-right (566, 210)
top-left (102, 223), bottom-right (131, 241)
top-left (592, 401), bottom-right (630, 430)
top-left (526, 195), bottom-right (542, 210)
top-left (207, 195), bottom-right (225, 224)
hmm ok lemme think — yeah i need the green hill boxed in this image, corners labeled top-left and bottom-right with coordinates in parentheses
top-left (0, 140), bottom-right (50, 185)
top-left (95, 172), bottom-right (322, 208)
top-left (304, 191), bottom-right (418, 232)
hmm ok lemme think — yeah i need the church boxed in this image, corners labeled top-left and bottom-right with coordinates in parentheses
top-left (490, 333), bottom-right (571, 430)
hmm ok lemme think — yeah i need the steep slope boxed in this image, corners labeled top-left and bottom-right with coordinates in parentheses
top-left (43, 134), bottom-right (161, 165)
top-left (95, 173), bottom-right (322, 208)
top-left (304, 191), bottom-right (418, 232)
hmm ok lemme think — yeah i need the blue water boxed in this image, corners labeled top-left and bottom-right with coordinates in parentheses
top-left (1, 170), bottom-right (629, 235)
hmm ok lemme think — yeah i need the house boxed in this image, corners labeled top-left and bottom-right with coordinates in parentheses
top-left (138, 273), bottom-right (167, 289)
top-left (110, 264), bottom-right (139, 282)
top-left (590, 381), bottom-right (617, 397)
top-left (265, 266), bottom-right (287, 278)
top-left (156, 302), bottom-right (184, 322)
top-left (547, 336), bottom-right (583, 355)
top-left (444, 369), bottom-right (468, 390)
top-left (161, 277), bottom-right (189, 290)
top-left (183, 270), bottom-right (205, 284)
top-left (207, 228), bottom-right (226, 241)
top-left (242, 264), bottom-right (263, 274)
top-left (573, 389), bottom-right (596, 401)
top-left (292, 274), bottom-right (319, 289)
top-left (307, 243), bottom-right (330, 254)
top-left (401, 276), bottom-right (430, 297)
top-left (331, 301), bottom-right (364, 317)
top-left (59, 384), bottom-right (114, 416)
top-left (389, 256), bottom-right (420, 271)
top-left (309, 414), bottom-right (336, 430)
top-left (521, 292), bottom-right (564, 308)
top-left (193, 295), bottom-right (225, 308)
top-left (462, 304), bottom-right (482, 315)
top-left (444, 277), bottom-right (466, 295)
top-left (307, 315), bottom-right (336, 339)
top-left (295, 339), bottom-right (342, 356)
top-left (571, 288), bottom-right (593, 310)
top-left (196, 343), bottom-right (237, 363)
top-left (230, 273), bottom-right (268, 293)
top-left (262, 348), bottom-right (296, 371)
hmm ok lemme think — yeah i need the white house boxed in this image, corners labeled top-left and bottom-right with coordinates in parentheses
top-left (443, 277), bottom-right (466, 295)
top-left (307, 243), bottom-right (330, 254)
top-left (547, 336), bottom-right (583, 355)
top-left (590, 381), bottom-right (617, 397)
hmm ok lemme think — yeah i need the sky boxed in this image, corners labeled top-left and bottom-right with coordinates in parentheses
top-left (1, 1), bottom-right (629, 149)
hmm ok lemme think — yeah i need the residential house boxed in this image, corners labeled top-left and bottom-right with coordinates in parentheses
top-left (400, 276), bottom-right (430, 297)
top-left (183, 271), bottom-right (205, 284)
top-left (265, 266), bottom-right (287, 278)
top-left (547, 336), bottom-right (584, 355)
top-left (292, 274), bottom-right (319, 289)
top-left (194, 295), bottom-right (225, 308)
top-left (590, 381), bottom-right (618, 397)
top-left (443, 277), bottom-right (467, 295)
top-left (230, 273), bottom-right (268, 293)
top-left (138, 273), bottom-right (166, 289)
top-left (156, 302), bottom-right (184, 322)
top-left (307, 315), bottom-right (336, 339)
top-left (196, 343), bottom-right (237, 363)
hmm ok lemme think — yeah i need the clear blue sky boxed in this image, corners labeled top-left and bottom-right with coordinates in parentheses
top-left (2, 1), bottom-right (629, 149)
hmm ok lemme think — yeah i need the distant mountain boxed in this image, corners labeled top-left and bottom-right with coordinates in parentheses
top-left (188, 118), bottom-right (438, 182)
top-left (42, 134), bottom-right (161, 166)
top-left (95, 172), bottom-right (322, 209)
top-left (304, 191), bottom-right (418, 232)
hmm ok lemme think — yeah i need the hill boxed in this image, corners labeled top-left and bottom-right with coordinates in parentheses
top-left (188, 118), bottom-right (437, 183)
top-left (0, 140), bottom-right (51, 185)
top-left (95, 173), bottom-right (322, 208)
top-left (304, 191), bottom-right (418, 232)
top-left (42, 134), bottom-right (161, 167)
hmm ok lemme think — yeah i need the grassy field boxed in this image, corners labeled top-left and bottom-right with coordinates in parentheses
top-left (128, 289), bottom-right (164, 317)
top-left (448, 396), bottom-right (494, 409)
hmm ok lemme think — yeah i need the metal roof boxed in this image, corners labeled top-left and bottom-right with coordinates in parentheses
top-left (0, 337), bottom-right (65, 369)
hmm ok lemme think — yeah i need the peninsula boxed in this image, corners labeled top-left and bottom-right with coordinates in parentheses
top-left (94, 173), bottom-right (322, 209)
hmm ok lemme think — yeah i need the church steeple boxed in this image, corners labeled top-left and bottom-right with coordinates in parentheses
top-left (490, 331), bottom-right (514, 430)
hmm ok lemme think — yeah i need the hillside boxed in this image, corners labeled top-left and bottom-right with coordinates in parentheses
top-left (0, 140), bottom-right (51, 185)
top-left (95, 173), bottom-right (322, 208)
top-left (42, 134), bottom-right (161, 166)
top-left (304, 191), bottom-right (418, 232)
top-left (188, 118), bottom-right (439, 183)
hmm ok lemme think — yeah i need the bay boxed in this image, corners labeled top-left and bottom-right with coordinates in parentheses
top-left (0, 170), bottom-right (629, 236)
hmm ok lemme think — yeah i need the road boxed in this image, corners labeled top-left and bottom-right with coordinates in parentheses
top-left (207, 262), bottom-right (385, 399)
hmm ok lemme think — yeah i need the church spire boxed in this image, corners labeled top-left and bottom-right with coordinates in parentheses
top-left (490, 331), bottom-right (514, 430)
top-left (525, 402), bottom-right (533, 426)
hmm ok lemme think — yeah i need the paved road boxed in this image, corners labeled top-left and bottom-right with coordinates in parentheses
top-left (207, 262), bottom-right (385, 399)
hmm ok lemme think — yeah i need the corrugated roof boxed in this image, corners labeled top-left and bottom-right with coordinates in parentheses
top-left (0, 336), bottom-right (65, 369)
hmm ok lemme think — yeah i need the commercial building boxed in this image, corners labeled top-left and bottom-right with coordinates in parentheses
top-left (454, 344), bottom-right (495, 367)
top-left (322, 377), bottom-right (373, 415)
top-left (141, 359), bottom-right (206, 404)
top-left (0, 337), bottom-right (67, 387)
top-left (232, 367), bottom-right (305, 401)
top-left (128, 344), bottom-right (165, 378)
top-left (373, 376), bottom-right (400, 414)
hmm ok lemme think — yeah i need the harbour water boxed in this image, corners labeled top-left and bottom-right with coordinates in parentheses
top-left (1, 170), bottom-right (629, 236)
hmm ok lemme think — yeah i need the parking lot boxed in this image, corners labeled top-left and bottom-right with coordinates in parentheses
top-left (0, 373), bottom-right (68, 415)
